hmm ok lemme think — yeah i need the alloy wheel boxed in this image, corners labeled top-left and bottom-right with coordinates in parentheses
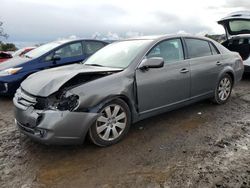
top-left (96, 104), bottom-right (127, 141)
top-left (218, 77), bottom-right (231, 101)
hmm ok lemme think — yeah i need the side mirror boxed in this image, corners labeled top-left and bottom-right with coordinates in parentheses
top-left (52, 54), bottom-right (61, 62)
top-left (138, 57), bottom-right (164, 70)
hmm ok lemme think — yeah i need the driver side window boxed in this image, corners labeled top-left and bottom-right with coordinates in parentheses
top-left (44, 53), bottom-right (53, 61)
top-left (55, 42), bottom-right (83, 58)
top-left (44, 42), bottom-right (83, 61)
top-left (147, 38), bottom-right (184, 63)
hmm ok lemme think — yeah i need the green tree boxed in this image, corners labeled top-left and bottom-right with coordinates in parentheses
top-left (0, 43), bottom-right (17, 51)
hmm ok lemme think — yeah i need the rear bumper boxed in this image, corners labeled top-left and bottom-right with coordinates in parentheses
top-left (14, 97), bottom-right (98, 145)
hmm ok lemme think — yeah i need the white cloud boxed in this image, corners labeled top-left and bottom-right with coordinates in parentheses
top-left (1, 0), bottom-right (249, 47)
top-left (106, 32), bottom-right (120, 40)
top-left (177, 30), bottom-right (190, 35)
top-left (125, 31), bottom-right (143, 38)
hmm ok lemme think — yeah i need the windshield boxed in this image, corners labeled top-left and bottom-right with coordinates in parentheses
top-left (84, 40), bottom-right (152, 68)
top-left (229, 20), bottom-right (250, 33)
top-left (25, 42), bottom-right (63, 58)
top-left (12, 49), bottom-right (24, 57)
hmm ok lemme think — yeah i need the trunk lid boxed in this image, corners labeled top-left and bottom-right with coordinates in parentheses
top-left (218, 11), bottom-right (250, 39)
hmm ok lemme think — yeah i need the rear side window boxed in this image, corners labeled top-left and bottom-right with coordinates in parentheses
top-left (209, 42), bottom-right (220, 55)
top-left (185, 38), bottom-right (212, 58)
top-left (83, 41), bottom-right (105, 56)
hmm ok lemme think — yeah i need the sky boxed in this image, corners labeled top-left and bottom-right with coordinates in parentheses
top-left (1, 0), bottom-right (250, 48)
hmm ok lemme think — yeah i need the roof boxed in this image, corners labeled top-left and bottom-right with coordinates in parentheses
top-left (121, 34), bottom-right (212, 42)
top-left (53, 38), bottom-right (109, 44)
top-left (127, 35), bottom-right (167, 40)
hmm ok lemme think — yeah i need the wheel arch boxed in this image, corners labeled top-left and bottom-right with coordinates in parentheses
top-left (217, 67), bottom-right (235, 86)
top-left (86, 94), bottom-right (134, 146)
top-left (225, 71), bottom-right (235, 86)
top-left (89, 94), bottom-right (137, 123)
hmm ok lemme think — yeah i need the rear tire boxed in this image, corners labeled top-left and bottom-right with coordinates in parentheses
top-left (212, 73), bottom-right (233, 105)
top-left (89, 99), bottom-right (131, 147)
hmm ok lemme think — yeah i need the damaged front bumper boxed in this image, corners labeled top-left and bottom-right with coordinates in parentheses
top-left (13, 93), bottom-right (98, 145)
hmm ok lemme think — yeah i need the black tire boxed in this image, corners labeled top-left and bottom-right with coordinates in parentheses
top-left (89, 99), bottom-right (131, 147)
top-left (212, 73), bottom-right (233, 105)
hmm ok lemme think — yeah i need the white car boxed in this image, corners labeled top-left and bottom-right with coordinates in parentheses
top-left (218, 11), bottom-right (250, 73)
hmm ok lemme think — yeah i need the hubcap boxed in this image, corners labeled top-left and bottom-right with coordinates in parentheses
top-left (96, 104), bottom-right (127, 141)
top-left (218, 77), bottom-right (231, 101)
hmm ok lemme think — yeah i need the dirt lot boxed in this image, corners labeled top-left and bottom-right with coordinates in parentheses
top-left (0, 77), bottom-right (250, 188)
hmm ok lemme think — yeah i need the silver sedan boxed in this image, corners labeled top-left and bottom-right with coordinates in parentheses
top-left (14, 35), bottom-right (244, 146)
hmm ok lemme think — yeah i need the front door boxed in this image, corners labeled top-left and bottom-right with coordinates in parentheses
top-left (136, 38), bottom-right (190, 114)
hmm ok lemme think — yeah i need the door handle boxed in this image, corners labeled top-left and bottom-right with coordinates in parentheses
top-left (180, 68), bottom-right (189, 73)
top-left (216, 61), bottom-right (222, 66)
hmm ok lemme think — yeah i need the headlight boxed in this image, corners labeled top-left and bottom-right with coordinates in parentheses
top-left (0, 67), bottom-right (23, 76)
top-left (49, 93), bottom-right (79, 111)
top-left (57, 94), bottom-right (79, 111)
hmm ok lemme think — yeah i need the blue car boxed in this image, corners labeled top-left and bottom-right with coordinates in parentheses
top-left (0, 39), bottom-right (108, 95)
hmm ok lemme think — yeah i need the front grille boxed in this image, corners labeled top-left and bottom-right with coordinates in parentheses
top-left (15, 88), bottom-right (37, 107)
top-left (15, 88), bottom-right (49, 110)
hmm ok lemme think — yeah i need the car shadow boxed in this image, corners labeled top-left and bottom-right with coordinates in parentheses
top-left (0, 95), bottom-right (13, 101)
top-left (242, 73), bottom-right (250, 80)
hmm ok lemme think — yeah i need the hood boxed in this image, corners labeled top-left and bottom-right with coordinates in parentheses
top-left (0, 56), bottom-right (31, 71)
top-left (218, 11), bottom-right (250, 38)
top-left (21, 64), bottom-right (122, 97)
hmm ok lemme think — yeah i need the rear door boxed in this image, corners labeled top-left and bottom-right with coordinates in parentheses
top-left (136, 38), bottom-right (191, 114)
top-left (184, 38), bottom-right (222, 98)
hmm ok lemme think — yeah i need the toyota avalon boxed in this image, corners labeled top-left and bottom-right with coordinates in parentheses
top-left (14, 35), bottom-right (244, 146)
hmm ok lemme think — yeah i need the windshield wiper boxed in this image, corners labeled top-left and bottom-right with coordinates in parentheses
top-left (85, 64), bottom-right (104, 67)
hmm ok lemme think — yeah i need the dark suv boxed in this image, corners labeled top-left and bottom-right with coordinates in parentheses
top-left (0, 39), bottom-right (108, 95)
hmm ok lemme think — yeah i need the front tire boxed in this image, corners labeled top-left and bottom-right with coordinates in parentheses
top-left (89, 99), bottom-right (131, 147)
top-left (212, 74), bottom-right (233, 104)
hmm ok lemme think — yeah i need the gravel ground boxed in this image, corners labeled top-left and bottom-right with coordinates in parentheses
top-left (0, 77), bottom-right (250, 188)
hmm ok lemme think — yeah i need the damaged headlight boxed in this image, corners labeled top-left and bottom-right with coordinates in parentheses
top-left (49, 93), bottom-right (79, 111)
top-left (57, 94), bottom-right (79, 111)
